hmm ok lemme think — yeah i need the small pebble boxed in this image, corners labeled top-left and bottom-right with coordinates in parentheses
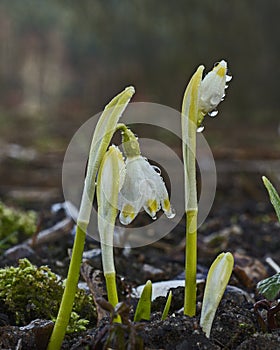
top-left (4, 244), bottom-right (35, 261)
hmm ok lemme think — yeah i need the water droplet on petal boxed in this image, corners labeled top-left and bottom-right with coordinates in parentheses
top-left (166, 206), bottom-right (176, 219)
top-left (208, 109), bottom-right (218, 118)
top-left (210, 95), bottom-right (221, 106)
top-left (144, 199), bottom-right (159, 219)
top-left (152, 215), bottom-right (157, 220)
top-left (152, 166), bottom-right (161, 175)
top-left (119, 204), bottom-right (136, 225)
top-left (119, 215), bottom-right (133, 225)
top-left (226, 74), bottom-right (232, 82)
top-left (197, 125), bottom-right (205, 133)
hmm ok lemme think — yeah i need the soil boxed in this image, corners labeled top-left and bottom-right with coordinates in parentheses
top-left (0, 154), bottom-right (280, 349)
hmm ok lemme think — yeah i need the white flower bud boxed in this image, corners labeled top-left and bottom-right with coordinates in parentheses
top-left (198, 60), bottom-right (229, 115)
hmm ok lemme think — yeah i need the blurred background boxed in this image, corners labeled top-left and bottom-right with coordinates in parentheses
top-left (0, 0), bottom-right (279, 208)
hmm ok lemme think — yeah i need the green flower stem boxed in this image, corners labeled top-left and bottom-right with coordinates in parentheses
top-left (184, 108), bottom-right (198, 316)
top-left (181, 61), bottom-right (230, 316)
top-left (181, 66), bottom-right (203, 316)
top-left (104, 271), bottom-right (121, 323)
top-left (100, 243), bottom-right (119, 311)
top-left (47, 225), bottom-right (86, 350)
top-left (47, 87), bottom-right (134, 350)
top-left (97, 146), bottom-right (125, 323)
top-left (104, 272), bottom-right (119, 306)
top-left (116, 123), bottom-right (141, 157)
top-left (184, 209), bottom-right (197, 316)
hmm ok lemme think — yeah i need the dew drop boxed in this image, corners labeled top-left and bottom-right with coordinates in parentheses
top-left (152, 166), bottom-right (161, 175)
top-left (226, 74), bottom-right (232, 82)
top-left (152, 215), bottom-right (157, 221)
top-left (166, 207), bottom-right (176, 219)
top-left (197, 125), bottom-right (205, 133)
top-left (210, 94), bottom-right (220, 106)
top-left (208, 109), bottom-right (218, 118)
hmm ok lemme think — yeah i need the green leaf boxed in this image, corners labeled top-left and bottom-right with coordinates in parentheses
top-left (161, 290), bottom-right (172, 321)
top-left (262, 176), bottom-right (280, 222)
top-left (134, 280), bottom-right (152, 322)
top-left (257, 272), bottom-right (280, 301)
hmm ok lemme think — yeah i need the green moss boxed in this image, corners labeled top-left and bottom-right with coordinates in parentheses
top-left (0, 201), bottom-right (37, 249)
top-left (0, 259), bottom-right (96, 333)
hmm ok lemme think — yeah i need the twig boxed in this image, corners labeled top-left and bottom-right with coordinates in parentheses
top-left (80, 261), bottom-right (109, 324)
top-left (265, 257), bottom-right (280, 273)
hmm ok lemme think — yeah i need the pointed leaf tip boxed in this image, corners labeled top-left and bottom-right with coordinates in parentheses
top-left (262, 176), bottom-right (280, 222)
top-left (125, 86), bottom-right (135, 95)
top-left (134, 280), bottom-right (152, 322)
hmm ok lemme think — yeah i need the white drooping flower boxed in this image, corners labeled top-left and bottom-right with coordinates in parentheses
top-left (198, 60), bottom-right (231, 121)
top-left (118, 155), bottom-right (175, 225)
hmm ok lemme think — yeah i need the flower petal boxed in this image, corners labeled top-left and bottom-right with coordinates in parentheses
top-left (144, 198), bottom-right (160, 219)
top-left (119, 203), bottom-right (137, 225)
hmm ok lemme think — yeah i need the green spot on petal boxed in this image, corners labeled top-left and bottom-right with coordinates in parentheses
top-left (147, 199), bottom-right (158, 215)
top-left (163, 198), bottom-right (171, 212)
top-left (122, 204), bottom-right (135, 220)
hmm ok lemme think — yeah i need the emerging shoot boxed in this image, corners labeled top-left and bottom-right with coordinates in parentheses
top-left (134, 280), bottom-right (152, 322)
top-left (200, 252), bottom-right (234, 338)
top-left (161, 290), bottom-right (172, 321)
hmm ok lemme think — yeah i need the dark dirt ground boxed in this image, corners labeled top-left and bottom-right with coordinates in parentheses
top-left (0, 141), bottom-right (280, 349)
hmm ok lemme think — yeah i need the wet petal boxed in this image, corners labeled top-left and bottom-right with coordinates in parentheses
top-left (119, 155), bottom-right (174, 224)
top-left (119, 203), bottom-right (137, 225)
top-left (198, 60), bottom-right (228, 115)
top-left (144, 198), bottom-right (160, 219)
